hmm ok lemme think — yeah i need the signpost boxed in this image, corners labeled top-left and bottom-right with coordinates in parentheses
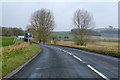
top-left (24, 32), bottom-right (32, 43)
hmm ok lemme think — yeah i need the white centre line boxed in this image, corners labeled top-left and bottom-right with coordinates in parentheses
top-left (66, 52), bottom-right (72, 55)
top-left (62, 50), bottom-right (66, 52)
top-left (73, 56), bottom-right (83, 61)
top-left (56, 47), bottom-right (110, 80)
top-left (45, 46), bottom-right (110, 80)
top-left (87, 65), bottom-right (110, 80)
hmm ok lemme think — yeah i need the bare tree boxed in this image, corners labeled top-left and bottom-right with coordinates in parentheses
top-left (72, 9), bottom-right (95, 46)
top-left (28, 8), bottom-right (55, 43)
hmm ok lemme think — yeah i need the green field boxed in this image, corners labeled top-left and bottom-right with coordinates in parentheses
top-left (101, 33), bottom-right (118, 38)
top-left (53, 32), bottom-right (73, 40)
top-left (53, 32), bottom-right (118, 41)
top-left (0, 37), bottom-right (15, 47)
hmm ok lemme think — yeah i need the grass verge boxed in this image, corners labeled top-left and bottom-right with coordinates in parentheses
top-left (46, 42), bottom-right (119, 58)
top-left (2, 41), bottom-right (41, 77)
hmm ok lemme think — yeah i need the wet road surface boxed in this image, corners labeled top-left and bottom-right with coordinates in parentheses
top-left (11, 44), bottom-right (120, 80)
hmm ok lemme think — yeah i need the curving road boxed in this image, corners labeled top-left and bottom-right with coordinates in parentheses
top-left (11, 44), bottom-right (120, 80)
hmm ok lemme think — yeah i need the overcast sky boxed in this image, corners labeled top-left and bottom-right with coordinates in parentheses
top-left (1, 2), bottom-right (118, 31)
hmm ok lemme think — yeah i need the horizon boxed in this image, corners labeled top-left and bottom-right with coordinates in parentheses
top-left (1, 26), bottom-right (118, 32)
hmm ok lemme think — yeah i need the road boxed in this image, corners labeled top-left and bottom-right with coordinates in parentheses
top-left (11, 44), bottom-right (120, 80)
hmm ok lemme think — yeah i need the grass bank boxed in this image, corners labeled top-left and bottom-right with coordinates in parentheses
top-left (2, 41), bottom-right (41, 77)
top-left (47, 41), bottom-right (119, 58)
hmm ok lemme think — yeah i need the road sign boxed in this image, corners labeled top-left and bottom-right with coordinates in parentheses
top-left (24, 32), bottom-right (32, 42)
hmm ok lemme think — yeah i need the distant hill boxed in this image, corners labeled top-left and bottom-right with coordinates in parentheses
top-left (53, 27), bottom-right (119, 41)
top-left (71, 29), bottom-right (101, 36)
top-left (94, 27), bottom-right (119, 38)
top-left (95, 28), bottom-right (119, 34)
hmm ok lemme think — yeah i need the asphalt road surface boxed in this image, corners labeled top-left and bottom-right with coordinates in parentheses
top-left (11, 44), bottom-right (120, 80)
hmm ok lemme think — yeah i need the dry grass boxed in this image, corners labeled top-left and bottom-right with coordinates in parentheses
top-left (51, 40), bottom-right (119, 57)
top-left (57, 40), bottom-right (118, 53)
top-left (2, 41), bottom-right (30, 54)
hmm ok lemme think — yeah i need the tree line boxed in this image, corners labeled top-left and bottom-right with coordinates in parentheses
top-left (1, 27), bottom-right (25, 36)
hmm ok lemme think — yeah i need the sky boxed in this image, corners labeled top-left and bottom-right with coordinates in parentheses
top-left (1, 1), bottom-right (118, 31)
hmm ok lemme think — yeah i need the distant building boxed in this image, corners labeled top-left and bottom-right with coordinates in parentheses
top-left (18, 36), bottom-right (24, 41)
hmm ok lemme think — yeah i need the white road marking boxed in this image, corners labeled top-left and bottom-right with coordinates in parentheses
top-left (44, 46), bottom-right (110, 80)
top-left (87, 65), bottom-right (110, 80)
top-left (35, 68), bottom-right (40, 70)
top-left (62, 50), bottom-right (66, 52)
top-left (58, 48), bottom-right (110, 80)
top-left (66, 52), bottom-right (72, 55)
top-left (73, 56), bottom-right (83, 61)
top-left (82, 61), bottom-right (86, 63)
top-left (58, 48), bottom-right (62, 50)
